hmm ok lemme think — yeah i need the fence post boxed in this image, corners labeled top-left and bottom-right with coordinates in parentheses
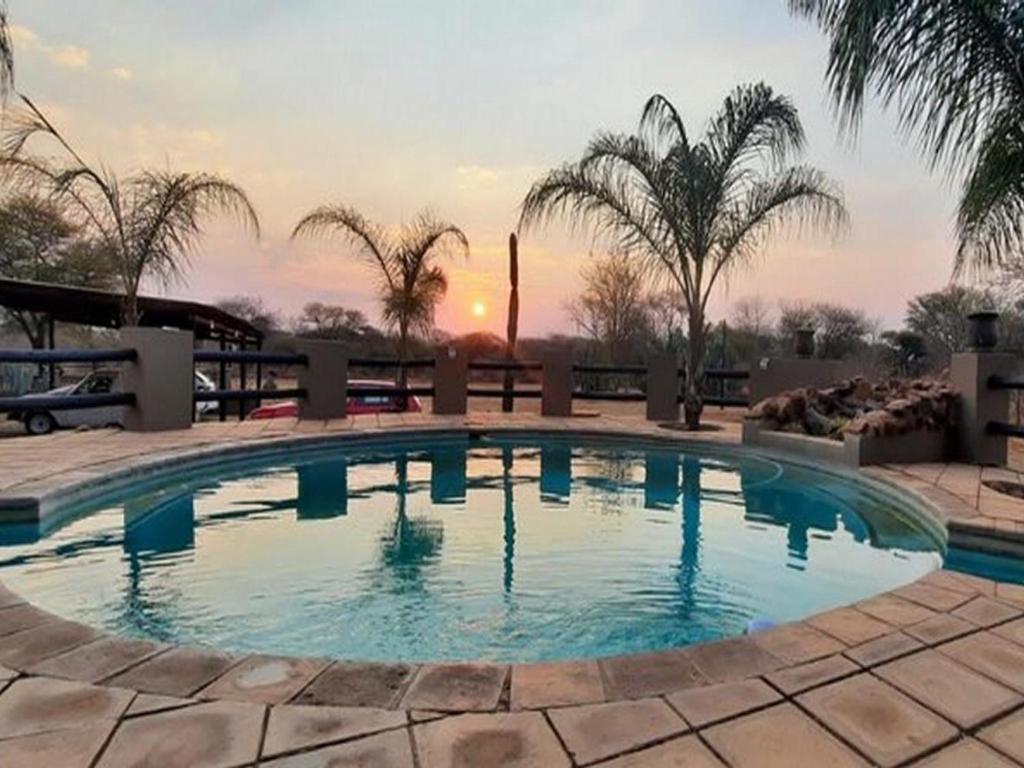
top-left (646, 354), bottom-right (680, 422)
top-left (433, 346), bottom-right (468, 415)
top-left (289, 338), bottom-right (348, 420)
top-left (950, 351), bottom-right (1015, 465)
top-left (121, 327), bottom-right (194, 432)
top-left (542, 353), bottom-right (573, 417)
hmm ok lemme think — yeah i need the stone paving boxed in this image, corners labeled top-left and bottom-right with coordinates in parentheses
top-left (1, 414), bottom-right (1024, 765)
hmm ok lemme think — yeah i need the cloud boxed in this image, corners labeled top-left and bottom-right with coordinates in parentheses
top-left (48, 45), bottom-right (90, 69)
top-left (8, 25), bottom-right (38, 47)
top-left (10, 24), bottom-right (90, 70)
top-left (109, 67), bottom-right (133, 82)
top-left (454, 164), bottom-right (541, 191)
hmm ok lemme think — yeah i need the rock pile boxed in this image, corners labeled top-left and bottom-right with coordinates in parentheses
top-left (747, 377), bottom-right (957, 440)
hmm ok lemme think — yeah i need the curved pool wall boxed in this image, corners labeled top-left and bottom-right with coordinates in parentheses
top-left (0, 430), bottom-right (946, 664)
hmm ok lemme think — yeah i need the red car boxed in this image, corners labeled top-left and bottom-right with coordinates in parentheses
top-left (247, 379), bottom-right (422, 420)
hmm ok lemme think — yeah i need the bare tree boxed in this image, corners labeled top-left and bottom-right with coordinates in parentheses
top-left (567, 252), bottom-right (651, 363)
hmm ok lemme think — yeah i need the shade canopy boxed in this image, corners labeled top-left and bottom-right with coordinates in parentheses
top-left (0, 278), bottom-right (262, 343)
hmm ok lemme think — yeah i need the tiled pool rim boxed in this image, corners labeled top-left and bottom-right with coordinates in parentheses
top-left (3, 417), bottom-right (1024, 766)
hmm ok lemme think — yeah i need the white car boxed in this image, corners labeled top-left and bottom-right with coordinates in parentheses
top-left (7, 369), bottom-right (218, 435)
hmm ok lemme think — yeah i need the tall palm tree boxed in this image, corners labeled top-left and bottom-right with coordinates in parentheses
top-left (0, 96), bottom-right (260, 325)
top-left (520, 84), bottom-right (845, 428)
top-left (790, 0), bottom-right (1024, 275)
top-left (292, 205), bottom-right (469, 385)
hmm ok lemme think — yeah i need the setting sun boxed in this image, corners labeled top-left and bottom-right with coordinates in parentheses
top-left (471, 300), bottom-right (487, 318)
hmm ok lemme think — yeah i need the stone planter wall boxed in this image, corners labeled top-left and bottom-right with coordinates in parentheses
top-left (742, 421), bottom-right (953, 468)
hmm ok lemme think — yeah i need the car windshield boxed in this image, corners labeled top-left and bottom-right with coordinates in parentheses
top-left (77, 374), bottom-right (114, 394)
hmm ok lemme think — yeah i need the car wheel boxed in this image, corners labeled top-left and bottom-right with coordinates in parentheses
top-left (24, 412), bottom-right (56, 436)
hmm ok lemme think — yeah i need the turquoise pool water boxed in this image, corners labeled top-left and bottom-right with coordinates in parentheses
top-left (0, 435), bottom-right (943, 662)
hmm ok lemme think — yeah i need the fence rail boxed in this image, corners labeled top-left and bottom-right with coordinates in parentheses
top-left (573, 363), bottom-right (647, 375)
top-left (0, 348), bottom-right (137, 364)
top-left (468, 360), bottom-right (544, 372)
top-left (0, 341), bottom-right (756, 424)
top-left (705, 368), bottom-right (750, 381)
top-left (348, 385), bottom-right (435, 398)
top-left (0, 392), bottom-right (135, 412)
top-left (987, 421), bottom-right (1024, 438)
top-left (988, 375), bottom-right (1024, 390)
top-left (467, 387), bottom-right (542, 399)
top-left (573, 391), bottom-right (647, 402)
top-left (193, 350), bottom-right (308, 366)
top-left (703, 395), bottom-right (749, 408)
top-left (194, 388), bottom-right (305, 403)
top-left (348, 358), bottom-right (435, 370)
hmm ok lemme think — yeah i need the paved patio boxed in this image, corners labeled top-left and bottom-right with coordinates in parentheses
top-left (1, 414), bottom-right (1024, 766)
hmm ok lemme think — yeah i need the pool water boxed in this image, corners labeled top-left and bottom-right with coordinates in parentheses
top-left (0, 435), bottom-right (942, 663)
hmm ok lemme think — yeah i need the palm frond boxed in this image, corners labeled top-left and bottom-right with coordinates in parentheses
top-left (292, 204), bottom-right (395, 289)
top-left (519, 161), bottom-right (677, 280)
top-left (639, 94), bottom-right (690, 153)
top-left (706, 83), bottom-right (806, 172)
top-left (955, 118), bottom-right (1024, 276)
top-left (792, 0), bottom-right (1024, 170)
top-left (714, 165), bottom-right (847, 271)
top-left (402, 211), bottom-right (469, 262)
top-left (125, 172), bottom-right (260, 288)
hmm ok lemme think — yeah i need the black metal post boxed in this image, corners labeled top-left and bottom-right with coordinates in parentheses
top-left (47, 314), bottom-right (56, 389)
top-left (255, 338), bottom-right (263, 409)
top-left (238, 339), bottom-right (248, 421)
top-left (218, 335), bottom-right (227, 422)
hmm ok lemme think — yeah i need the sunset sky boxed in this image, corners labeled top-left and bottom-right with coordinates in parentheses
top-left (9, 1), bottom-right (960, 337)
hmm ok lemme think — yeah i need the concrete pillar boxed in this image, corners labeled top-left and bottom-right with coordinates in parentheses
top-left (121, 327), bottom-right (194, 432)
top-left (950, 352), bottom-right (1015, 465)
top-left (433, 346), bottom-right (468, 415)
top-left (292, 339), bottom-right (347, 420)
top-left (647, 354), bottom-right (680, 421)
top-left (542, 353), bottom-right (573, 417)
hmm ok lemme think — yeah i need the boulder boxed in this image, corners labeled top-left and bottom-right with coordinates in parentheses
top-left (747, 375), bottom-right (957, 442)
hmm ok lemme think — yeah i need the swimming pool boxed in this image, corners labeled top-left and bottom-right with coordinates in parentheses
top-left (0, 434), bottom-right (943, 663)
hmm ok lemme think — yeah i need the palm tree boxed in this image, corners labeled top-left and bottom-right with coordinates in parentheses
top-left (292, 205), bottom-right (469, 385)
top-left (0, 96), bottom-right (259, 325)
top-left (520, 84), bottom-right (845, 428)
top-left (790, 0), bottom-right (1024, 275)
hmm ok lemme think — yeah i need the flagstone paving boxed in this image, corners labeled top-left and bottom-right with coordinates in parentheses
top-left (1, 415), bottom-right (1024, 764)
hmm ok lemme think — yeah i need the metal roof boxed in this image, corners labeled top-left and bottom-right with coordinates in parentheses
top-left (0, 278), bottom-right (262, 342)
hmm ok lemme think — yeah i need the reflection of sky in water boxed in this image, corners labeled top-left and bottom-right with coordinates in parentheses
top-left (0, 437), bottom-right (943, 663)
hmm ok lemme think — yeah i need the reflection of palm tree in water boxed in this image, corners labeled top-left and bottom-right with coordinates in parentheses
top-left (502, 446), bottom-right (516, 593)
top-left (676, 457), bottom-right (702, 612)
top-left (379, 456), bottom-right (443, 585)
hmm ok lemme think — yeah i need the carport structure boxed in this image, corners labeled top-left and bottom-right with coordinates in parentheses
top-left (0, 278), bottom-right (263, 413)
